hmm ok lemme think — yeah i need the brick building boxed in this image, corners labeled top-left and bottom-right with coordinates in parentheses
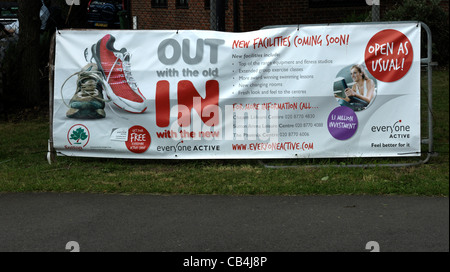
top-left (1, 0), bottom-right (448, 31)
top-left (130, 0), bottom-right (449, 32)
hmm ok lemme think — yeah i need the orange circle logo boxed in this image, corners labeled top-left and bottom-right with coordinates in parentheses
top-left (365, 29), bottom-right (413, 82)
top-left (125, 126), bottom-right (151, 153)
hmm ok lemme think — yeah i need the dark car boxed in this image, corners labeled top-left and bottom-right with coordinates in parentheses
top-left (0, 1), bottom-right (18, 25)
top-left (87, 0), bottom-right (126, 29)
top-left (0, 2), bottom-right (18, 39)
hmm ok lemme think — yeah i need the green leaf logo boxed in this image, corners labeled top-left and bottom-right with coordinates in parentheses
top-left (70, 127), bottom-right (88, 144)
top-left (67, 124), bottom-right (90, 147)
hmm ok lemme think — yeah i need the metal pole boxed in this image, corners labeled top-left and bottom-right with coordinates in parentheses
top-left (422, 23), bottom-right (434, 157)
top-left (372, 3), bottom-right (380, 22)
top-left (210, 0), bottom-right (216, 30)
top-left (233, 0), bottom-right (240, 32)
top-left (47, 32), bottom-right (56, 164)
top-left (216, 0), bottom-right (226, 31)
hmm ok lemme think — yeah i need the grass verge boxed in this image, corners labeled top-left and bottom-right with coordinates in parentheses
top-left (0, 70), bottom-right (448, 196)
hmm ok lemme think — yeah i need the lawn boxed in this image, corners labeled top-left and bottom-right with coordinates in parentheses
top-left (0, 70), bottom-right (448, 196)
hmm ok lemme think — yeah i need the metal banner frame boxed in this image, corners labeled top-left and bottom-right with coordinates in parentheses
top-left (47, 21), bottom-right (435, 167)
top-left (260, 21), bottom-right (435, 168)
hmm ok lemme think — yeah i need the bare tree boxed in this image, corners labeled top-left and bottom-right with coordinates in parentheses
top-left (17, 0), bottom-right (41, 106)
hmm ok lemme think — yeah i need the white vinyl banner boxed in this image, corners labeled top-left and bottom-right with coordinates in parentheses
top-left (52, 23), bottom-right (421, 159)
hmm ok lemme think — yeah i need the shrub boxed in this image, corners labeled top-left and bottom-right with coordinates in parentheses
top-left (383, 0), bottom-right (449, 66)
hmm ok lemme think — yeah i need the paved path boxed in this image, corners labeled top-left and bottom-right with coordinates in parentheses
top-left (0, 193), bottom-right (448, 253)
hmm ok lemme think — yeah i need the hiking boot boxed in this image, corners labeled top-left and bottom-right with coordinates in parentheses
top-left (64, 63), bottom-right (106, 119)
top-left (85, 34), bottom-right (147, 114)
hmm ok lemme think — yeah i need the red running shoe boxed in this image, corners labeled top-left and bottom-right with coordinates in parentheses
top-left (85, 34), bottom-right (147, 113)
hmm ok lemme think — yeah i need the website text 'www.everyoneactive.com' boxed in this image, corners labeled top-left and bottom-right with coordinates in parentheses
top-left (232, 141), bottom-right (314, 151)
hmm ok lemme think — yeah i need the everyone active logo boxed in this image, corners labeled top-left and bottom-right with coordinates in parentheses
top-left (370, 119), bottom-right (411, 139)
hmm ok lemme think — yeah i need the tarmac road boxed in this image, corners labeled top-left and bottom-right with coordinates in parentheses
top-left (0, 193), bottom-right (448, 253)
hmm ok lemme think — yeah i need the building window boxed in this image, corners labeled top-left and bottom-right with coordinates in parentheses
top-left (309, 0), bottom-right (366, 8)
top-left (152, 0), bottom-right (168, 8)
top-left (176, 0), bottom-right (189, 9)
